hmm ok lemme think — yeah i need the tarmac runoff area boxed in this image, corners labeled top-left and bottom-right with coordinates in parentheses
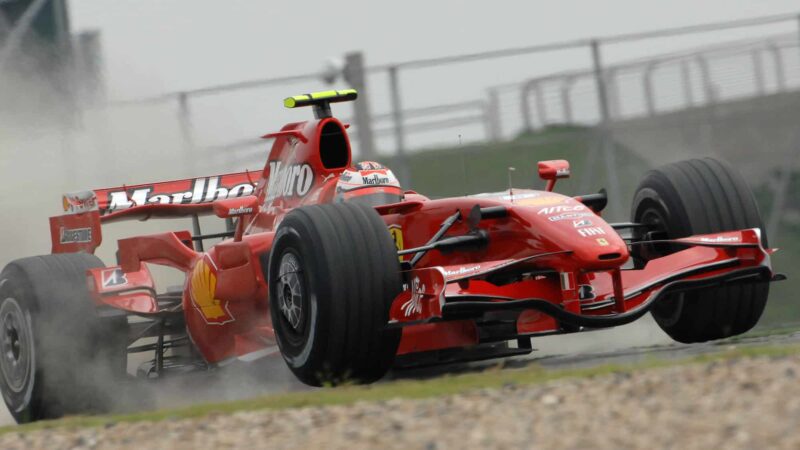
top-left (2, 320), bottom-right (800, 448)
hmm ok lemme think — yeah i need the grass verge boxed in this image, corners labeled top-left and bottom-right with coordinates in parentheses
top-left (4, 341), bottom-right (800, 436)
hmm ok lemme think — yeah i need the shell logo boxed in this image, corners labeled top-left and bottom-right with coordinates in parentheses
top-left (190, 259), bottom-right (234, 325)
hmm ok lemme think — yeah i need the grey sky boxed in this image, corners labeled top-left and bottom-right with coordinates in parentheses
top-left (61, 1), bottom-right (800, 157)
top-left (69, 1), bottom-right (799, 99)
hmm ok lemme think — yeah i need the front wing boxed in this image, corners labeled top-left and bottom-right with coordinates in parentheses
top-left (388, 229), bottom-right (780, 329)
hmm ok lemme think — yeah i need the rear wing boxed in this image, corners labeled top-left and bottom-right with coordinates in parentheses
top-left (51, 171), bottom-right (258, 254)
top-left (92, 171), bottom-right (257, 220)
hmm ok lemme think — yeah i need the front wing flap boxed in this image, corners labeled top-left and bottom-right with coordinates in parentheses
top-left (388, 228), bottom-right (778, 327)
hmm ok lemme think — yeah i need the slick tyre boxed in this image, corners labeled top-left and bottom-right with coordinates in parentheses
top-left (268, 202), bottom-right (402, 386)
top-left (631, 157), bottom-right (769, 343)
top-left (0, 254), bottom-right (129, 423)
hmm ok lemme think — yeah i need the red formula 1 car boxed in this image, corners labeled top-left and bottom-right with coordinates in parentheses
top-left (0, 89), bottom-right (782, 422)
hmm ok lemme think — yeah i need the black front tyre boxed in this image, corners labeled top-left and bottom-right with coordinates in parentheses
top-left (631, 157), bottom-right (769, 343)
top-left (0, 254), bottom-right (129, 423)
top-left (268, 202), bottom-right (402, 386)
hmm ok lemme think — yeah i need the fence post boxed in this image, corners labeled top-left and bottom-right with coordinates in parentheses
top-left (767, 129), bottom-right (800, 243)
top-left (560, 76), bottom-right (576, 124)
top-left (486, 88), bottom-right (502, 142)
top-left (767, 42), bottom-right (786, 92)
top-left (751, 49), bottom-right (766, 96)
top-left (178, 92), bottom-right (194, 149)
top-left (343, 51), bottom-right (376, 160)
top-left (695, 54), bottom-right (715, 105)
top-left (388, 65), bottom-right (409, 186)
top-left (177, 92), bottom-right (196, 173)
top-left (590, 39), bottom-right (623, 220)
top-left (534, 81), bottom-right (547, 128)
top-left (606, 68), bottom-right (620, 119)
top-left (681, 60), bottom-right (694, 107)
top-left (643, 61), bottom-right (659, 116)
top-left (520, 80), bottom-right (536, 132)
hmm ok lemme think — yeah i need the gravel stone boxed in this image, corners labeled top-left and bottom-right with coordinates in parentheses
top-left (3, 354), bottom-right (800, 449)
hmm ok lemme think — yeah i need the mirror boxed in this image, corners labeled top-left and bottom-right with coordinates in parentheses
top-left (537, 160), bottom-right (570, 192)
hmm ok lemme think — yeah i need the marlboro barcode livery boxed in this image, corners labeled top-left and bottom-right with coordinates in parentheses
top-left (0, 89), bottom-right (784, 423)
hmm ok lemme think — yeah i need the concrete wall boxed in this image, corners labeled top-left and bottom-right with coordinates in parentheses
top-left (610, 90), bottom-right (800, 181)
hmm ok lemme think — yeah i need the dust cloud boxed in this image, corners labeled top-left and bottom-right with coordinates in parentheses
top-left (0, 62), bottom-right (299, 425)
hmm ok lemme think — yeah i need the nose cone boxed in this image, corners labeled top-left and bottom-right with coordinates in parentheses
top-left (514, 198), bottom-right (629, 270)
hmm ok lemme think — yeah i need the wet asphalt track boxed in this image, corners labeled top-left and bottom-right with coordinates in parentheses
top-left (1, 316), bottom-right (795, 427)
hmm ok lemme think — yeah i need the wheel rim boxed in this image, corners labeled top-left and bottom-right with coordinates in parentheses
top-left (0, 297), bottom-right (33, 395)
top-left (276, 252), bottom-right (305, 333)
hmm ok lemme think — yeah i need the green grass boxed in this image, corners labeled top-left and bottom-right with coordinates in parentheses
top-left (5, 342), bottom-right (800, 436)
top-left (384, 126), bottom-right (651, 211)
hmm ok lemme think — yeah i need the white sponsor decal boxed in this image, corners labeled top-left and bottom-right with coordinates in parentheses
top-left (538, 205), bottom-right (585, 215)
top-left (228, 206), bottom-right (254, 216)
top-left (63, 191), bottom-right (98, 214)
top-left (265, 161), bottom-right (314, 202)
top-left (107, 177), bottom-right (255, 212)
top-left (362, 174), bottom-right (391, 185)
top-left (548, 212), bottom-right (593, 222)
top-left (556, 167), bottom-right (570, 177)
top-left (444, 265), bottom-right (481, 277)
top-left (573, 219), bottom-right (593, 228)
top-left (401, 277), bottom-right (425, 317)
top-left (699, 236), bottom-right (740, 243)
top-left (101, 268), bottom-right (128, 288)
top-left (578, 227), bottom-right (606, 237)
top-left (59, 227), bottom-right (92, 244)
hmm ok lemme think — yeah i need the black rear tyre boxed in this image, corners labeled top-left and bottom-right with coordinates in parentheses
top-left (0, 253), bottom-right (129, 423)
top-left (631, 157), bottom-right (769, 343)
top-left (268, 202), bottom-right (402, 386)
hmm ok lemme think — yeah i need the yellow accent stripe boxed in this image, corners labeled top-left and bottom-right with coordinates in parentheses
top-left (283, 89), bottom-right (358, 108)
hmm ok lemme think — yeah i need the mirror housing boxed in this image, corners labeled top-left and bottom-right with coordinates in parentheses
top-left (538, 160), bottom-right (570, 192)
top-left (213, 195), bottom-right (260, 219)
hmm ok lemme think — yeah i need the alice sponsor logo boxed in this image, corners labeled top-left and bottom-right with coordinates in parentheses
top-left (107, 177), bottom-right (255, 212)
top-left (265, 161), bottom-right (314, 202)
top-left (60, 227), bottom-right (92, 244)
top-left (548, 212), bottom-right (593, 222)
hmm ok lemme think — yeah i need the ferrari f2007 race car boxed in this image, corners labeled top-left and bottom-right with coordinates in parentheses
top-left (0, 89), bottom-right (783, 422)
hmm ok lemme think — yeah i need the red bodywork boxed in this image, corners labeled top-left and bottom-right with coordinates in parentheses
top-left (50, 113), bottom-right (777, 367)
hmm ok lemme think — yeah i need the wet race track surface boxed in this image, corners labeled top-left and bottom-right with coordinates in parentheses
top-left (1, 316), bottom-right (796, 427)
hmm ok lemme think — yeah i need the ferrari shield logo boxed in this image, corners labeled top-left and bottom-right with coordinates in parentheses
top-left (389, 224), bottom-right (404, 261)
